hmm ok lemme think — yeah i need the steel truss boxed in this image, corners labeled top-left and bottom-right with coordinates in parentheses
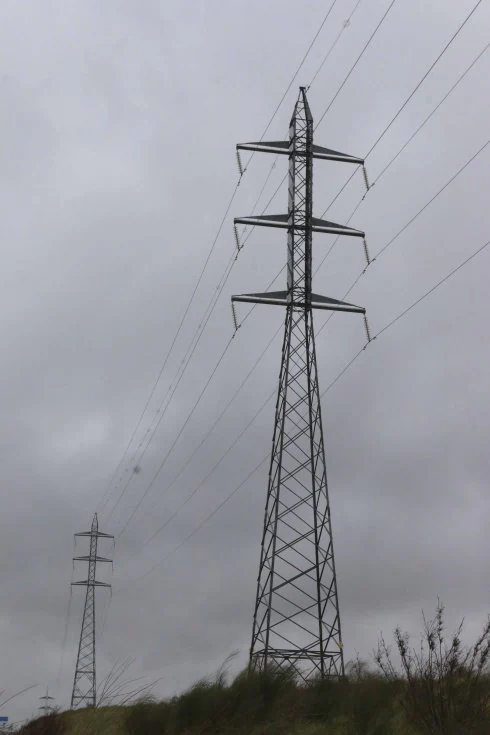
top-left (71, 513), bottom-right (113, 708)
top-left (232, 88), bottom-right (366, 681)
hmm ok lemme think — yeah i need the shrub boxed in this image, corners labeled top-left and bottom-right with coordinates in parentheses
top-left (17, 713), bottom-right (63, 735)
top-left (125, 701), bottom-right (170, 735)
top-left (375, 601), bottom-right (490, 734)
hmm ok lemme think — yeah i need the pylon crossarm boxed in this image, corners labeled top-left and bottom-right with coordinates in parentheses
top-left (72, 580), bottom-right (111, 587)
top-left (73, 555), bottom-right (113, 563)
top-left (237, 141), bottom-right (363, 164)
top-left (232, 292), bottom-right (364, 313)
top-left (237, 141), bottom-right (289, 155)
top-left (234, 213), bottom-right (364, 237)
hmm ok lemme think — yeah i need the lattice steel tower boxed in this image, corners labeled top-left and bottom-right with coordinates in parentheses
top-left (39, 688), bottom-right (55, 715)
top-left (71, 513), bottom-right (113, 709)
top-left (232, 88), bottom-right (367, 680)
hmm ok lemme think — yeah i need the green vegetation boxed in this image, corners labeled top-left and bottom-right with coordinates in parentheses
top-left (17, 604), bottom-right (490, 735)
top-left (16, 671), bottom-right (416, 735)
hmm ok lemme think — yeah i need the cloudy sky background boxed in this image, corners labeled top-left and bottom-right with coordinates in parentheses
top-left (1, 0), bottom-right (490, 723)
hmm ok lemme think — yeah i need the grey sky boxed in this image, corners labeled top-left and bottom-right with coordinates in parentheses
top-left (1, 0), bottom-right (489, 724)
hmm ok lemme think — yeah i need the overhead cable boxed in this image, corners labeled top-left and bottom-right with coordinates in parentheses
top-left (98, 1), bottom-right (347, 516)
top-left (126, 235), bottom-right (490, 585)
top-left (108, 0), bottom-right (488, 533)
top-left (127, 138), bottom-right (489, 556)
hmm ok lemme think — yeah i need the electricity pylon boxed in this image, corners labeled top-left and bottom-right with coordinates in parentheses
top-left (71, 513), bottom-right (113, 709)
top-left (232, 87), bottom-right (367, 681)
top-left (39, 688), bottom-right (55, 715)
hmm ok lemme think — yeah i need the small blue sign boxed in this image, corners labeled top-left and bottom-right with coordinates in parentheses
top-left (0, 717), bottom-right (8, 722)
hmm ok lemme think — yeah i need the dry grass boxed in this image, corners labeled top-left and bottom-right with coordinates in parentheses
top-left (17, 603), bottom-right (490, 735)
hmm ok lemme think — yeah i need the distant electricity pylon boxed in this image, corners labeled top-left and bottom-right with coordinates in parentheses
top-left (39, 688), bottom-right (55, 715)
top-left (71, 513), bottom-right (113, 709)
top-left (232, 87), bottom-right (368, 680)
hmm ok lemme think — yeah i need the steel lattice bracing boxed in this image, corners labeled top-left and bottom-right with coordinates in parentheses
top-left (71, 513), bottom-right (113, 709)
top-left (232, 88), bottom-right (366, 681)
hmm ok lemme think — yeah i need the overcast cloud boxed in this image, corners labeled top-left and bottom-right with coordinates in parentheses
top-left (1, 0), bottom-right (490, 725)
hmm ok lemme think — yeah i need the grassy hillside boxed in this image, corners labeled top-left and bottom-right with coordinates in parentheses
top-left (18, 669), bottom-right (418, 735)
top-left (17, 604), bottom-right (490, 734)
top-left (17, 664), bottom-right (490, 735)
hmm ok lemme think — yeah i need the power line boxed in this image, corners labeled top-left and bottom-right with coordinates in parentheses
top-left (319, 136), bottom-right (490, 312)
top-left (375, 139), bottom-right (489, 260)
top-left (112, 238), bottom-right (287, 534)
top-left (113, 146), bottom-right (355, 530)
top-left (117, 225), bottom-right (359, 551)
top-left (122, 343), bottom-right (368, 586)
top-left (119, 277), bottom-right (360, 564)
top-left (121, 455), bottom-right (268, 587)
top-left (374, 238), bottom-right (490, 340)
top-left (138, 322), bottom-right (284, 530)
top-left (55, 585), bottom-right (73, 701)
top-left (315, 0), bottom-right (398, 129)
top-left (139, 386), bottom-right (276, 552)
top-left (127, 306), bottom-right (355, 561)
top-left (314, 38), bottom-right (490, 271)
top-left (103, 249), bottom-right (238, 522)
top-left (236, 30), bottom-right (487, 328)
top-left (98, 590), bottom-right (113, 642)
top-left (132, 234), bottom-right (323, 530)
top-left (322, 134), bottom-right (489, 286)
top-left (97, 182), bottom-right (241, 514)
top-left (308, 0), bottom-right (364, 89)
top-left (102, 0), bottom-right (418, 524)
top-left (117, 106), bottom-right (489, 563)
top-left (238, 0), bottom-right (366, 241)
top-left (136, 279), bottom-right (362, 557)
top-left (304, 34), bottom-right (490, 273)
top-left (55, 550), bottom-right (79, 702)
top-left (373, 37), bottom-right (490, 186)
top-left (223, 0), bottom-right (401, 266)
top-left (366, 0), bottom-right (484, 159)
top-left (0, 686), bottom-right (38, 711)
top-left (108, 3), bottom-right (488, 538)
top-left (241, 0), bottom-right (485, 251)
top-left (134, 241), bottom-right (364, 552)
top-left (233, 0), bottom-right (395, 250)
top-left (98, 2), bottom-right (349, 518)
top-left (125, 235), bottom-right (490, 586)
top-left (125, 135), bottom-right (488, 559)
top-left (106, 204), bottom-right (279, 527)
top-left (116, 334), bottom-right (236, 539)
top-left (105, 243), bottom-right (282, 528)
top-left (256, 0), bottom-right (340, 143)
top-left (312, 0), bottom-right (488, 216)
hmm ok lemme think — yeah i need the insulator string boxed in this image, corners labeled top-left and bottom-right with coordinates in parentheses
top-left (363, 315), bottom-right (371, 345)
top-left (362, 165), bottom-right (370, 194)
top-left (363, 237), bottom-right (371, 266)
top-left (236, 149), bottom-right (244, 178)
top-left (231, 302), bottom-right (240, 335)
